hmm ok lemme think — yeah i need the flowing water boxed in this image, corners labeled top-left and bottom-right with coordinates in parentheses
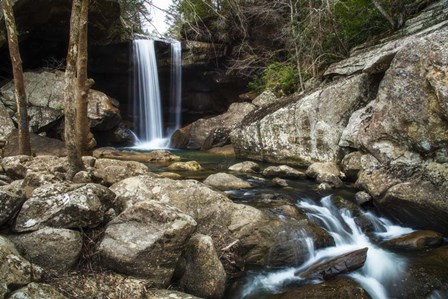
top-left (132, 39), bottom-right (182, 149)
top-left (233, 195), bottom-right (416, 299)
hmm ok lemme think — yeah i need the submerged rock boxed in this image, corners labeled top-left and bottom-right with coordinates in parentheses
top-left (204, 172), bottom-right (252, 190)
top-left (168, 161), bottom-right (203, 171)
top-left (98, 200), bottom-right (197, 287)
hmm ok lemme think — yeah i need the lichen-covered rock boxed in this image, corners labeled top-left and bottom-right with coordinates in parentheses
top-left (9, 228), bottom-right (83, 272)
top-left (232, 74), bottom-right (371, 165)
top-left (92, 158), bottom-right (151, 186)
top-left (306, 162), bottom-right (344, 188)
top-left (9, 283), bottom-right (67, 299)
top-left (1, 155), bottom-right (32, 179)
top-left (262, 165), bottom-right (306, 179)
top-left (341, 151), bottom-right (363, 181)
top-left (228, 161), bottom-right (260, 173)
top-left (204, 172), bottom-right (252, 190)
top-left (14, 183), bottom-right (115, 232)
top-left (0, 101), bottom-right (14, 145)
top-left (252, 90), bottom-right (278, 107)
top-left (0, 235), bottom-right (43, 295)
top-left (177, 234), bottom-right (226, 299)
top-left (168, 161), bottom-right (203, 171)
top-left (98, 200), bottom-right (197, 287)
top-left (0, 189), bottom-right (25, 226)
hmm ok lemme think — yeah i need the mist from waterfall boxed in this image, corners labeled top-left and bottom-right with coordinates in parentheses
top-left (132, 38), bottom-right (182, 149)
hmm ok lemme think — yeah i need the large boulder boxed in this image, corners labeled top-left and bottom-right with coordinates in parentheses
top-left (92, 158), bottom-right (151, 186)
top-left (0, 235), bottom-right (43, 297)
top-left (9, 228), bottom-right (83, 272)
top-left (177, 234), bottom-right (226, 299)
top-left (231, 74), bottom-right (372, 165)
top-left (97, 200), bottom-right (197, 287)
top-left (4, 130), bottom-right (67, 157)
top-left (14, 183), bottom-right (115, 232)
top-left (173, 102), bottom-right (256, 150)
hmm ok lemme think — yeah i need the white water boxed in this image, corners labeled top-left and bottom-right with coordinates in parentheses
top-left (132, 39), bottom-right (182, 149)
top-left (240, 195), bottom-right (414, 299)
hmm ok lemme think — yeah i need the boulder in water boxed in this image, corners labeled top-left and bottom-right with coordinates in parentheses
top-left (168, 161), bottom-right (203, 171)
top-left (382, 230), bottom-right (444, 251)
top-left (306, 162), bottom-right (344, 188)
top-left (262, 165), bottom-right (306, 179)
top-left (204, 172), bottom-right (252, 190)
top-left (228, 161), bottom-right (260, 173)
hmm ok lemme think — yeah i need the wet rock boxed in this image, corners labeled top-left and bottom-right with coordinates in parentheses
top-left (98, 200), bottom-right (197, 287)
top-left (295, 248), bottom-right (368, 280)
top-left (317, 183), bottom-right (332, 191)
top-left (170, 125), bottom-right (191, 149)
top-left (228, 161), bottom-right (260, 173)
top-left (341, 151), bottom-right (363, 181)
top-left (177, 234), bottom-right (226, 299)
top-left (306, 162), bottom-right (344, 188)
top-left (0, 235), bottom-right (43, 295)
top-left (273, 277), bottom-right (372, 299)
top-left (383, 230), bottom-right (444, 251)
top-left (9, 282), bottom-right (67, 299)
top-left (92, 158), bottom-right (150, 186)
top-left (204, 172), bottom-right (252, 190)
top-left (262, 165), bottom-right (306, 179)
top-left (355, 191), bottom-right (372, 205)
top-left (92, 147), bottom-right (181, 163)
top-left (14, 183), bottom-right (115, 232)
top-left (9, 228), bottom-right (82, 272)
top-left (0, 189), bottom-right (25, 226)
top-left (272, 177), bottom-right (289, 188)
top-left (168, 161), bottom-right (203, 171)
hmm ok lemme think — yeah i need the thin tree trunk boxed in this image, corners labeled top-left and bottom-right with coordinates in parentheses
top-left (75, 0), bottom-right (93, 155)
top-left (371, 0), bottom-right (396, 28)
top-left (65, 0), bottom-right (84, 179)
top-left (2, 0), bottom-right (31, 155)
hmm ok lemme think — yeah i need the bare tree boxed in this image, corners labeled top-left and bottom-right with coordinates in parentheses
top-left (64, 0), bottom-right (93, 179)
top-left (2, 0), bottom-right (31, 155)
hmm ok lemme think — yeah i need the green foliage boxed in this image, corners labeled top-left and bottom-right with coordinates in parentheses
top-left (249, 63), bottom-right (300, 95)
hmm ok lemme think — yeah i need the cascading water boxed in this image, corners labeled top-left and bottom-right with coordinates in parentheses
top-left (238, 195), bottom-right (415, 299)
top-left (132, 38), bottom-right (182, 149)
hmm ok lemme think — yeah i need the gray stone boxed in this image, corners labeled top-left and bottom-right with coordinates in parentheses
top-left (9, 283), bottom-right (67, 299)
top-left (355, 191), bottom-right (372, 205)
top-left (204, 172), bottom-right (252, 190)
top-left (0, 101), bottom-right (14, 144)
top-left (177, 234), bottom-right (226, 299)
top-left (92, 158), bottom-right (150, 186)
top-left (306, 162), bottom-right (344, 188)
top-left (341, 151), bottom-right (363, 181)
top-left (228, 161), bottom-right (260, 173)
top-left (9, 228), bottom-right (82, 272)
top-left (0, 189), bottom-right (25, 226)
top-left (14, 183), bottom-right (115, 232)
top-left (98, 200), bottom-right (197, 287)
top-left (252, 89), bottom-right (278, 107)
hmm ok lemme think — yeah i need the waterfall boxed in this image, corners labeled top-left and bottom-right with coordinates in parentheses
top-left (132, 39), bottom-right (182, 149)
top-left (238, 196), bottom-right (414, 299)
top-left (169, 40), bottom-right (182, 135)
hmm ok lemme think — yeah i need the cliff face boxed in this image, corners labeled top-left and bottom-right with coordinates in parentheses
top-left (231, 1), bottom-right (448, 233)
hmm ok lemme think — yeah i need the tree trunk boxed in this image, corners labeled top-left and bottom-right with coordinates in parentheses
top-left (371, 0), bottom-right (396, 29)
top-left (2, 0), bottom-right (31, 156)
top-left (65, 0), bottom-right (84, 179)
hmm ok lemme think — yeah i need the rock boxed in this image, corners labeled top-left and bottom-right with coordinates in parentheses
top-left (232, 74), bottom-right (372, 165)
top-left (92, 158), bottom-right (150, 186)
top-left (144, 149), bottom-right (182, 162)
top-left (383, 230), bottom-right (444, 251)
top-left (14, 183), bottom-right (115, 232)
top-left (93, 147), bottom-right (181, 163)
top-left (355, 168), bottom-right (401, 199)
top-left (0, 101), bottom-right (14, 145)
top-left (228, 161), bottom-right (260, 173)
top-left (295, 247), bottom-right (368, 280)
top-left (376, 180), bottom-right (448, 234)
top-left (98, 200), bottom-right (197, 287)
top-left (0, 235), bottom-right (43, 295)
top-left (72, 171), bottom-right (93, 184)
top-left (178, 102), bottom-right (256, 149)
top-left (177, 234), bottom-right (226, 299)
top-left (1, 155), bottom-right (32, 179)
top-left (170, 125), bottom-right (191, 149)
top-left (273, 277), bottom-right (372, 299)
top-left (341, 151), bottom-right (363, 181)
top-left (262, 165), bottom-right (306, 179)
top-left (355, 191), bottom-right (372, 205)
top-left (204, 172), bottom-right (252, 190)
top-left (88, 90), bottom-right (121, 131)
top-left (146, 289), bottom-right (202, 299)
top-left (206, 144), bottom-right (235, 157)
top-left (0, 189), bottom-right (25, 226)
top-left (4, 130), bottom-right (67, 157)
top-left (47, 272), bottom-right (153, 299)
top-left (306, 162), bottom-right (344, 188)
top-left (201, 127), bottom-right (232, 150)
top-left (252, 90), bottom-right (278, 107)
top-left (9, 282), bottom-right (67, 299)
top-left (9, 228), bottom-right (82, 272)
top-left (22, 171), bottom-right (63, 199)
top-left (272, 177), bottom-right (289, 187)
top-left (159, 172), bottom-right (182, 179)
top-left (317, 183), bottom-right (332, 191)
top-left (168, 161), bottom-right (203, 171)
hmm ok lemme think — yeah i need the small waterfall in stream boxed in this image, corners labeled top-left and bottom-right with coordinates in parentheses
top-left (239, 195), bottom-right (414, 299)
top-left (132, 39), bottom-right (182, 149)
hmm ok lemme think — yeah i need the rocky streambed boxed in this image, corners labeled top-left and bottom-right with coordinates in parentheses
top-left (0, 149), bottom-right (447, 299)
